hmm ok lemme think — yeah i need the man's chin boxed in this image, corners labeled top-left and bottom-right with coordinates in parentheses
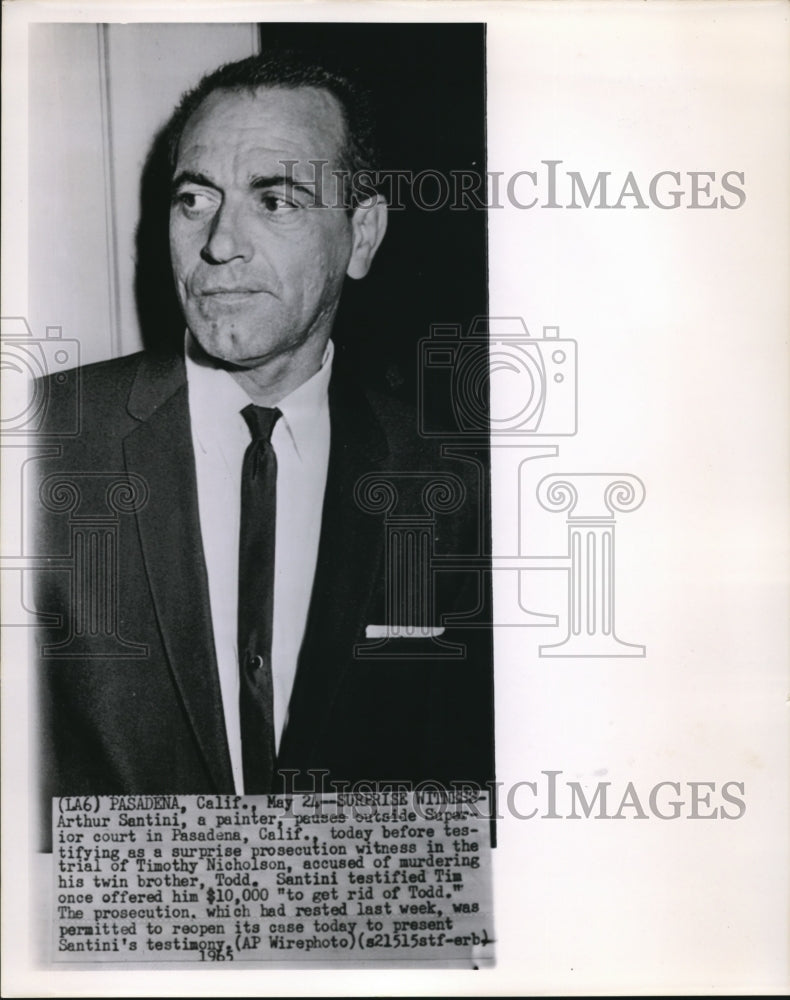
top-left (187, 325), bottom-right (302, 374)
top-left (189, 325), bottom-right (268, 366)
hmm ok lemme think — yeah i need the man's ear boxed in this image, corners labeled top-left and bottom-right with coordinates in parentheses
top-left (346, 196), bottom-right (388, 280)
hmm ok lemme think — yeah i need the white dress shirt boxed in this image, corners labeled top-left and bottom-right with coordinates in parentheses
top-left (185, 334), bottom-right (332, 793)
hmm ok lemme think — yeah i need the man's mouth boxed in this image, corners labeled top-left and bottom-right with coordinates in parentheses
top-left (197, 288), bottom-right (267, 306)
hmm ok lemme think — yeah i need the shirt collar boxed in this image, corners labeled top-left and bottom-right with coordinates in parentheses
top-left (275, 340), bottom-right (333, 460)
top-left (184, 333), bottom-right (333, 461)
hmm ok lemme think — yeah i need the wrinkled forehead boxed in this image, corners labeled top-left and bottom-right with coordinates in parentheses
top-left (176, 85), bottom-right (348, 173)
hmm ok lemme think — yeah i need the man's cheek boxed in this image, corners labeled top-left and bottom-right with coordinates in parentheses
top-left (173, 272), bottom-right (190, 309)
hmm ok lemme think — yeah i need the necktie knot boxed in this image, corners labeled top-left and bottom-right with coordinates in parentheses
top-left (242, 404), bottom-right (281, 444)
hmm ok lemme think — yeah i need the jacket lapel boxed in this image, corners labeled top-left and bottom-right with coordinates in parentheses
top-left (122, 353), bottom-right (234, 792)
top-left (278, 369), bottom-right (390, 764)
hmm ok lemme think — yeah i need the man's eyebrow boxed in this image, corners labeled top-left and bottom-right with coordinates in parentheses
top-left (171, 170), bottom-right (219, 192)
top-left (249, 174), bottom-right (316, 198)
top-left (170, 171), bottom-right (318, 199)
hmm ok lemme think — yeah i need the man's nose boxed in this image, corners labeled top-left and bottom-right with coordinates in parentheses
top-left (200, 199), bottom-right (254, 265)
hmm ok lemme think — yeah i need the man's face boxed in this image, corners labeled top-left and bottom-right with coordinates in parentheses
top-left (169, 86), bottom-right (364, 370)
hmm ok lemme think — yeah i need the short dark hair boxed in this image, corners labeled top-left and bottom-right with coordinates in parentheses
top-left (165, 48), bottom-right (380, 208)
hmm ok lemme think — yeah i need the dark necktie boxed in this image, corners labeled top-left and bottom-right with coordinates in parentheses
top-left (238, 404), bottom-right (281, 794)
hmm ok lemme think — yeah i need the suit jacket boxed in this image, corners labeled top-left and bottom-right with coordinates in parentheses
top-left (33, 348), bottom-right (494, 834)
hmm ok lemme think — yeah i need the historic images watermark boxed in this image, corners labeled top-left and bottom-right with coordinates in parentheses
top-left (56, 775), bottom-right (747, 826)
top-left (277, 159), bottom-right (747, 212)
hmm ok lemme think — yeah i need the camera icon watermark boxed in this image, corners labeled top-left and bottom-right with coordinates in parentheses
top-left (1, 317), bottom-right (82, 628)
top-left (1, 318), bottom-right (150, 649)
top-left (418, 316), bottom-right (577, 439)
top-left (0, 317), bottom-right (80, 436)
top-left (356, 313), bottom-right (646, 659)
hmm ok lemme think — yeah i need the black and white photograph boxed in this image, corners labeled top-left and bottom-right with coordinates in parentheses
top-left (2, 1), bottom-right (788, 995)
top-left (28, 20), bottom-right (494, 834)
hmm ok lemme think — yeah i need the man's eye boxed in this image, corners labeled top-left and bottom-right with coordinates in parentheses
top-left (259, 193), bottom-right (297, 214)
top-left (175, 190), bottom-right (215, 212)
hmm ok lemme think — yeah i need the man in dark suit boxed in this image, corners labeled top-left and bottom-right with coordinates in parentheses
top-left (34, 51), bottom-right (493, 830)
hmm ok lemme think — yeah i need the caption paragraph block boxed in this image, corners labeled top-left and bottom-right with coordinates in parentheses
top-left (52, 791), bottom-right (494, 966)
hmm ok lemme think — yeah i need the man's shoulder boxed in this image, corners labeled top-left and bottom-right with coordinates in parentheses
top-left (358, 385), bottom-right (488, 518)
top-left (364, 386), bottom-right (421, 440)
top-left (353, 385), bottom-right (439, 469)
top-left (41, 350), bottom-right (147, 389)
top-left (36, 350), bottom-right (183, 435)
top-left (38, 351), bottom-right (141, 413)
